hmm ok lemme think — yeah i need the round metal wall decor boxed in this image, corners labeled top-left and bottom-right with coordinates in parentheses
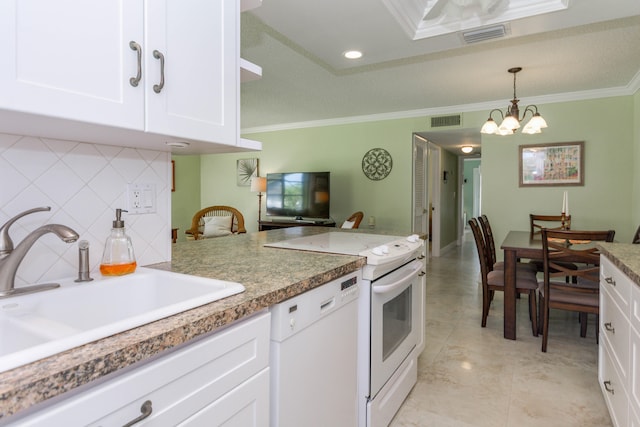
top-left (362, 148), bottom-right (393, 180)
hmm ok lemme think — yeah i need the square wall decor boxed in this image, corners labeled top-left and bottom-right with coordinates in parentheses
top-left (237, 158), bottom-right (259, 186)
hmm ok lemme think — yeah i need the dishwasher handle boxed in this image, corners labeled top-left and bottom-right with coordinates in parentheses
top-left (372, 261), bottom-right (422, 295)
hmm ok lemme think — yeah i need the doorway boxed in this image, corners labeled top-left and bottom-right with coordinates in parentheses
top-left (412, 134), bottom-right (441, 257)
top-left (461, 158), bottom-right (481, 236)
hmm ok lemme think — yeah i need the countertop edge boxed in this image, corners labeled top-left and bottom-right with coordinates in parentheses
top-left (598, 242), bottom-right (640, 285)
top-left (0, 254), bottom-right (365, 420)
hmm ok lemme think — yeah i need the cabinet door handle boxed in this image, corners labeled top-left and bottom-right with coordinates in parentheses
top-left (129, 41), bottom-right (142, 87)
top-left (605, 277), bottom-right (616, 286)
top-left (122, 400), bottom-right (153, 427)
top-left (603, 380), bottom-right (615, 395)
top-left (604, 322), bottom-right (615, 334)
top-left (153, 50), bottom-right (165, 93)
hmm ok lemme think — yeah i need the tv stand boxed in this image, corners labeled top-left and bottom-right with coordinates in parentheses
top-left (259, 219), bottom-right (336, 231)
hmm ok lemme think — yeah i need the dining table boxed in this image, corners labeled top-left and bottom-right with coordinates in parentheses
top-left (500, 230), bottom-right (543, 340)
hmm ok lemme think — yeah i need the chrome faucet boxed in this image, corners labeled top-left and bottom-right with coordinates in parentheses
top-left (0, 207), bottom-right (79, 298)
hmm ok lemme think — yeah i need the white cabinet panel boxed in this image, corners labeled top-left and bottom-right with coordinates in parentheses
top-left (0, 0), bottom-right (143, 129)
top-left (600, 255), bottom-right (640, 427)
top-left (601, 256), bottom-right (632, 316)
top-left (0, 0), bottom-right (246, 152)
top-left (7, 311), bottom-right (270, 426)
top-left (144, 0), bottom-right (238, 144)
top-left (599, 343), bottom-right (629, 427)
top-left (631, 284), bottom-right (640, 418)
top-left (601, 285), bottom-right (630, 380)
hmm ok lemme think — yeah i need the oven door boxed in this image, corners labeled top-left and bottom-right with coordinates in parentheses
top-left (369, 259), bottom-right (422, 397)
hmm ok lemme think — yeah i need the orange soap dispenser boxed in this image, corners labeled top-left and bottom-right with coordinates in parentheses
top-left (100, 208), bottom-right (137, 276)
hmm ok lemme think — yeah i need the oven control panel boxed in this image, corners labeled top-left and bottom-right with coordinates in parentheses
top-left (359, 234), bottom-right (423, 266)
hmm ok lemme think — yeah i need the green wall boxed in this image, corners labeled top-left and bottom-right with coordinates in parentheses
top-left (463, 159), bottom-right (481, 223)
top-left (440, 149), bottom-right (459, 247)
top-left (171, 92), bottom-right (639, 253)
top-left (634, 89), bottom-right (640, 227)
top-left (199, 118), bottom-right (436, 236)
top-left (171, 155), bottom-right (201, 242)
top-left (482, 96), bottom-right (636, 254)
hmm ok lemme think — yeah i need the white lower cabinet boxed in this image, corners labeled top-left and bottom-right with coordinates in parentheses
top-left (599, 255), bottom-right (637, 427)
top-left (8, 311), bottom-right (270, 426)
top-left (600, 341), bottom-right (629, 427)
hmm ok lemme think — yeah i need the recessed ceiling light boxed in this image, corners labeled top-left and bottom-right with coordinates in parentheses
top-left (343, 50), bottom-right (363, 59)
top-left (461, 146), bottom-right (473, 154)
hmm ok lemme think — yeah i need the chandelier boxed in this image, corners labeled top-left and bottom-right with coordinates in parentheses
top-left (480, 67), bottom-right (547, 135)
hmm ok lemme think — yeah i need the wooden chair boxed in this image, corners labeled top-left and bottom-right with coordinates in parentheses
top-left (469, 218), bottom-right (539, 336)
top-left (530, 214), bottom-right (571, 238)
top-left (478, 215), bottom-right (536, 273)
top-left (539, 228), bottom-right (615, 352)
top-left (529, 213), bottom-right (575, 277)
top-left (341, 211), bottom-right (364, 229)
top-left (185, 206), bottom-right (246, 240)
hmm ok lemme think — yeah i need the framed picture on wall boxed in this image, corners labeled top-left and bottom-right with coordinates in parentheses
top-left (237, 158), bottom-right (259, 186)
top-left (519, 141), bottom-right (584, 187)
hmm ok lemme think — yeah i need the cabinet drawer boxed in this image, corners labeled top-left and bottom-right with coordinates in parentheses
top-left (599, 343), bottom-right (629, 427)
top-left (601, 256), bottom-right (632, 317)
top-left (601, 285), bottom-right (630, 380)
top-left (9, 311), bottom-right (270, 426)
top-left (631, 403), bottom-right (640, 427)
top-left (179, 368), bottom-right (269, 426)
top-left (632, 282), bottom-right (640, 332)
top-left (631, 325), bottom-right (640, 418)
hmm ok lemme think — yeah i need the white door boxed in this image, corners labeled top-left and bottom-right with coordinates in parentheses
top-left (145, 0), bottom-right (238, 145)
top-left (0, 0), bottom-right (143, 129)
top-left (412, 135), bottom-right (429, 251)
top-left (412, 135), bottom-right (441, 257)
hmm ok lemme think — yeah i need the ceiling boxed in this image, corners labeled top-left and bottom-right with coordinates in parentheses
top-left (240, 0), bottom-right (640, 155)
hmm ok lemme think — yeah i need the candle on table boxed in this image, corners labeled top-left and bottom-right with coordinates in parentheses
top-left (565, 191), bottom-right (569, 216)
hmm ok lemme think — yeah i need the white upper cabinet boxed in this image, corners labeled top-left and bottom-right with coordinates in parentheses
top-left (0, 0), bottom-right (144, 129)
top-left (0, 0), bottom-right (253, 153)
top-left (145, 0), bottom-right (237, 144)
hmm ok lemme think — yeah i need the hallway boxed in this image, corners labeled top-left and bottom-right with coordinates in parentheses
top-left (391, 233), bottom-right (611, 426)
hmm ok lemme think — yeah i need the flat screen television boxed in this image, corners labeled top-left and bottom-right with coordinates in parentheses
top-left (265, 172), bottom-right (330, 220)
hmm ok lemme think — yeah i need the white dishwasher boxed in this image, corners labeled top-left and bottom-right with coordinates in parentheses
top-left (269, 270), bottom-right (361, 427)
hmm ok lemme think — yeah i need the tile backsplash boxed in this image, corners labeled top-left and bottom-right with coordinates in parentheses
top-left (0, 133), bottom-right (171, 287)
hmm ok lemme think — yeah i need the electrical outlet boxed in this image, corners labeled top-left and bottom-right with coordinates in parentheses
top-left (132, 190), bottom-right (142, 208)
top-left (127, 183), bottom-right (156, 214)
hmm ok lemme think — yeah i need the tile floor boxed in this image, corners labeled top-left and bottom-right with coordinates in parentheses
top-left (390, 232), bottom-right (612, 427)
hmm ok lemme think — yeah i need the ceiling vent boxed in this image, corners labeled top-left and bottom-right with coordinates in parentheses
top-left (462, 24), bottom-right (508, 44)
top-left (431, 114), bottom-right (462, 128)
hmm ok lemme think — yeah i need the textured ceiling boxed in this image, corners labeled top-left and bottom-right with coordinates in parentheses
top-left (240, 0), bottom-right (640, 153)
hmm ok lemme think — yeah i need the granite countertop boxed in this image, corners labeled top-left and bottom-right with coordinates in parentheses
top-left (0, 227), bottom-right (367, 421)
top-left (598, 242), bottom-right (640, 284)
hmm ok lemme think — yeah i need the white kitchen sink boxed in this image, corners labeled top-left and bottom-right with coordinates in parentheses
top-left (0, 267), bottom-right (245, 372)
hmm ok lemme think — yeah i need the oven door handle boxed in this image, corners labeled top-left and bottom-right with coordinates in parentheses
top-left (372, 261), bottom-right (422, 295)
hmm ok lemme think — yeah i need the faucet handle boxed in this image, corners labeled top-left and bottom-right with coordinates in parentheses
top-left (0, 207), bottom-right (51, 257)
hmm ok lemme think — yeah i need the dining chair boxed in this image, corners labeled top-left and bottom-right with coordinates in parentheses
top-left (469, 218), bottom-right (539, 336)
top-left (341, 211), bottom-right (364, 229)
top-left (185, 206), bottom-right (246, 240)
top-left (529, 213), bottom-right (576, 280)
top-left (633, 224), bottom-right (640, 244)
top-left (478, 215), bottom-right (537, 273)
top-left (539, 228), bottom-right (615, 352)
top-left (530, 214), bottom-right (571, 238)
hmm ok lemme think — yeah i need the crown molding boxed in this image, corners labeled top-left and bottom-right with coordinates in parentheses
top-left (241, 81), bottom-right (640, 135)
